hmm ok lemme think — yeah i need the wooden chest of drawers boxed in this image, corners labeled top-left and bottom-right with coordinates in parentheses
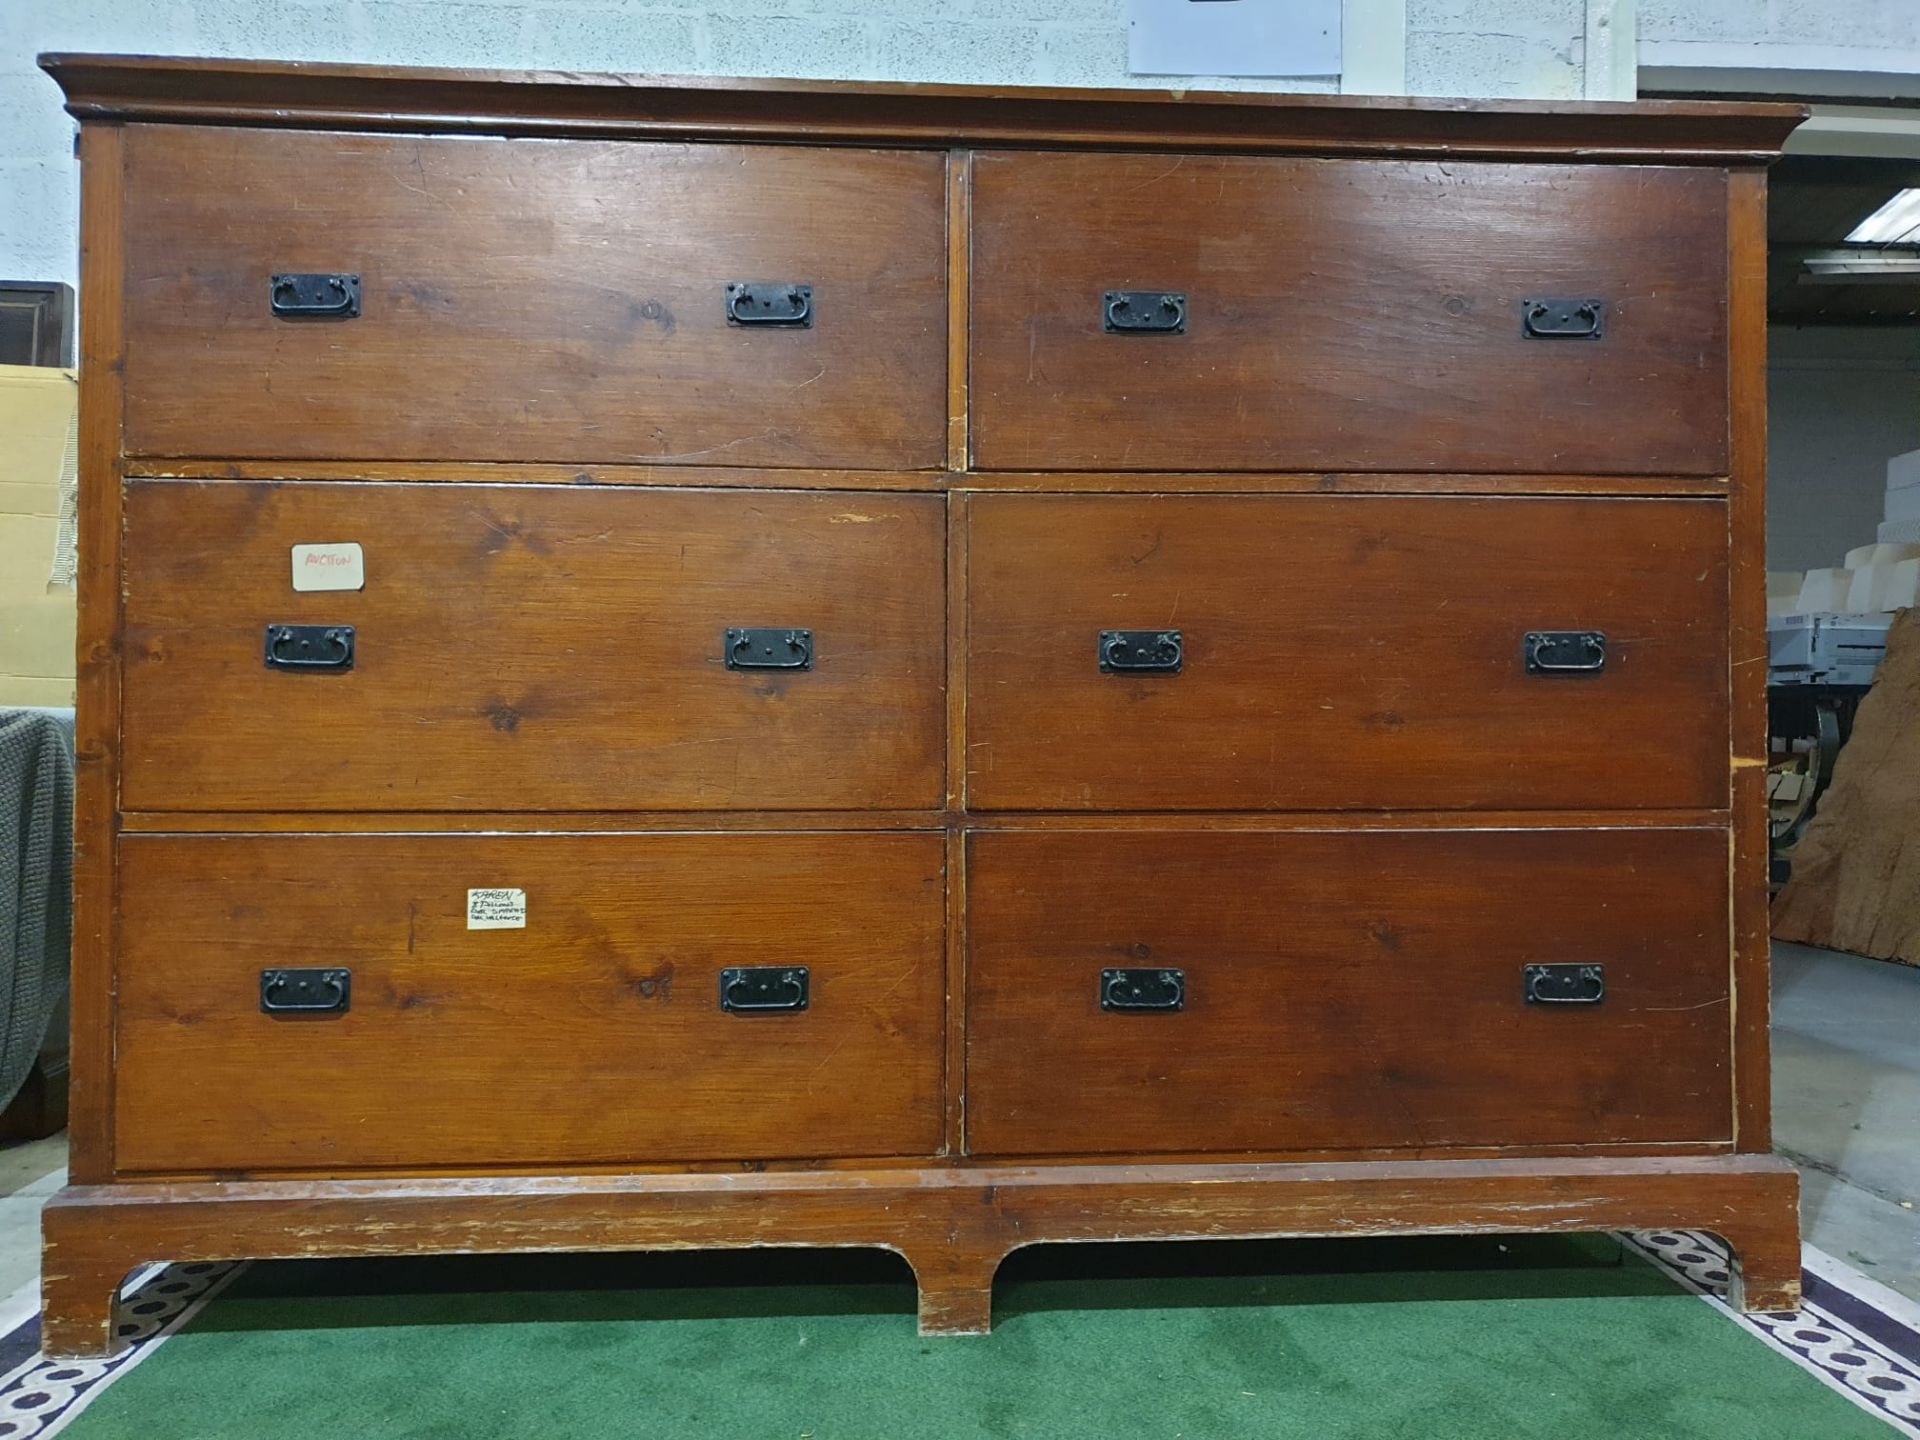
top-left (39, 53), bottom-right (1806, 1354)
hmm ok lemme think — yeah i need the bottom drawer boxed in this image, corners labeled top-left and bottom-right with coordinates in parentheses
top-left (966, 828), bottom-right (1731, 1157)
top-left (116, 832), bottom-right (946, 1173)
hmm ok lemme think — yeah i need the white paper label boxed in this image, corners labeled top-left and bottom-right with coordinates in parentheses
top-left (466, 888), bottom-right (527, 930)
top-left (291, 542), bottom-right (366, 592)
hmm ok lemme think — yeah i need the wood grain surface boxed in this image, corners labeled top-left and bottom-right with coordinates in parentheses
top-left (41, 1153), bottom-right (1801, 1354)
top-left (969, 152), bottom-right (1729, 474)
top-left (114, 832), bottom-right (946, 1172)
top-left (966, 827), bottom-right (1733, 1156)
top-left (121, 481), bottom-right (946, 811)
top-left (120, 127), bottom-right (947, 468)
top-left (965, 494), bottom-right (1730, 811)
top-left (41, 54), bottom-right (1806, 164)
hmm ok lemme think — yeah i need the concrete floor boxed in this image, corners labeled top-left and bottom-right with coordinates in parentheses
top-left (0, 941), bottom-right (1907, 1312)
top-left (1772, 940), bottom-right (1920, 1300)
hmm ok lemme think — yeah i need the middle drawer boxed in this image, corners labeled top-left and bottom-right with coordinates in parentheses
top-left (122, 481), bottom-right (946, 811)
top-left (965, 493), bottom-right (1730, 812)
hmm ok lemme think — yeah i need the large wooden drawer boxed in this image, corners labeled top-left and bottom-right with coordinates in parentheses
top-left (120, 127), bottom-right (948, 469)
top-left (968, 151), bottom-right (1729, 474)
top-left (115, 832), bottom-right (946, 1173)
top-left (965, 494), bottom-right (1728, 812)
top-left (121, 481), bottom-right (945, 812)
top-left (966, 828), bottom-right (1732, 1157)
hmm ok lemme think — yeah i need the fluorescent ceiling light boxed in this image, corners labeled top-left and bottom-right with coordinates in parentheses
top-left (1846, 188), bottom-right (1920, 244)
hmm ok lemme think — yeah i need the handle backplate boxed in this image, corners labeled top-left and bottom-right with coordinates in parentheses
top-left (1101, 967), bottom-right (1186, 1012)
top-left (726, 283), bottom-right (813, 328)
top-left (1104, 290), bottom-right (1187, 334)
top-left (720, 966), bottom-right (811, 1013)
top-left (270, 273), bottom-right (361, 319)
top-left (1523, 963), bottom-right (1605, 1005)
top-left (265, 624), bottom-right (356, 672)
top-left (260, 967), bottom-right (352, 1015)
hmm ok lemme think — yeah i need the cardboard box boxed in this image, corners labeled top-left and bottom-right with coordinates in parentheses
top-left (0, 364), bottom-right (79, 706)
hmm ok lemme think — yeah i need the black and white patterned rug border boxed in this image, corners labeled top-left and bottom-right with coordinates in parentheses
top-left (1626, 1230), bottom-right (1920, 1435)
top-left (0, 1236), bottom-right (1912, 1436)
top-left (0, 1261), bottom-right (242, 1438)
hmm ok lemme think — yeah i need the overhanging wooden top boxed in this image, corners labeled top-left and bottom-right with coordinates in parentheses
top-left (40, 53), bottom-right (1806, 164)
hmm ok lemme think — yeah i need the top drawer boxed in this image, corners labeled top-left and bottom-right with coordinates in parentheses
top-left (969, 152), bottom-right (1729, 475)
top-left (120, 127), bottom-right (948, 470)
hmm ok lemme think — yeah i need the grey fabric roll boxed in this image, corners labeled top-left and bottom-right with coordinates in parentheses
top-left (0, 709), bottom-right (74, 1113)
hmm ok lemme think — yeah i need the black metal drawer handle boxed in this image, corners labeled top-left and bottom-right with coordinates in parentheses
top-left (270, 273), bottom-right (361, 319)
top-left (1101, 968), bottom-right (1186, 1012)
top-left (1524, 630), bottom-right (1606, 675)
top-left (725, 628), bottom-right (812, 671)
top-left (265, 624), bottom-right (355, 672)
top-left (720, 967), bottom-right (810, 1013)
top-left (726, 283), bottom-right (813, 328)
top-left (1104, 290), bottom-right (1186, 334)
top-left (1100, 630), bottom-right (1182, 674)
top-left (1523, 963), bottom-right (1605, 1005)
top-left (260, 968), bottom-right (352, 1015)
top-left (1521, 298), bottom-right (1604, 339)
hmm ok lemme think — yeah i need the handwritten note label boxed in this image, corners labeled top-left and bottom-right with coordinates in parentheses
top-left (291, 542), bottom-right (365, 592)
top-left (466, 888), bottom-right (527, 930)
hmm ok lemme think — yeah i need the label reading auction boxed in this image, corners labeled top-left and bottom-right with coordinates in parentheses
top-left (290, 542), bottom-right (366, 592)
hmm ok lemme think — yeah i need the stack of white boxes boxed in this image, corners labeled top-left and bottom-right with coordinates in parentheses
top-left (1769, 447), bottom-right (1920, 618)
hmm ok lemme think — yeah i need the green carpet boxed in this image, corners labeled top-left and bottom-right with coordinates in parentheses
top-left (61, 1235), bottom-right (1887, 1440)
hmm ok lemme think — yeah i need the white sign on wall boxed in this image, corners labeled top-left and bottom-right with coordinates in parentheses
top-left (1128, 0), bottom-right (1342, 79)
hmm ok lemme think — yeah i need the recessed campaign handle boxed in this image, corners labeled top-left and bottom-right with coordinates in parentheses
top-left (726, 628), bottom-right (813, 671)
top-left (260, 968), bottom-right (352, 1015)
top-left (1521, 298), bottom-right (1605, 339)
top-left (270, 273), bottom-right (361, 318)
top-left (1524, 630), bottom-right (1606, 675)
top-left (1101, 968), bottom-right (1186, 1013)
top-left (264, 624), bottom-right (355, 672)
top-left (1523, 963), bottom-right (1605, 1006)
top-left (1100, 630), bottom-right (1182, 674)
top-left (720, 967), bottom-right (810, 1013)
top-left (726, 283), bottom-right (813, 327)
top-left (1104, 290), bottom-right (1186, 334)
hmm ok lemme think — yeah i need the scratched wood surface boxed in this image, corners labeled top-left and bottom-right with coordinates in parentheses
top-left (969, 152), bottom-right (1730, 474)
top-left (965, 493), bottom-right (1731, 811)
top-left (121, 481), bottom-right (947, 811)
top-left (966, 827), bottom-right (1734, 1157)
top-left (114, 832), bottom-right (946, 1172)
top-left (118, 127), bottom-right (948, 469)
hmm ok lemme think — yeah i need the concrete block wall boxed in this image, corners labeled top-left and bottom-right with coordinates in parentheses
top-left (1641, 1), bottom-right (1920, 52)
top-left (0, 0), bottom-right (1601, 289)
top-left (7, 1), bottom-right (1920, 287)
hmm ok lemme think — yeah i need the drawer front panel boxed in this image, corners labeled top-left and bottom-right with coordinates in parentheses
top-left (116, 832), bottom-right (946, 1172)
top-left (122, 482), bottom-right (945, 811)
top-left (966, 828), bottom-right (1731, 1157)
top-left (965, 494), bottom-right (1728, 811)
top-left (121, 127), bottom-right (947, 469)
top-left (969, 151), bottom-right (1728, 474)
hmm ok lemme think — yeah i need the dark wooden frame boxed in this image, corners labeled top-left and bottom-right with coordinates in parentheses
top-left (37, 54), bottom-right (1807, 1357)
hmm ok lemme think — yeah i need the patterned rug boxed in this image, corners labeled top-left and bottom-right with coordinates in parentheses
top-left (0, 1232), bottom-right (1912, 1438)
